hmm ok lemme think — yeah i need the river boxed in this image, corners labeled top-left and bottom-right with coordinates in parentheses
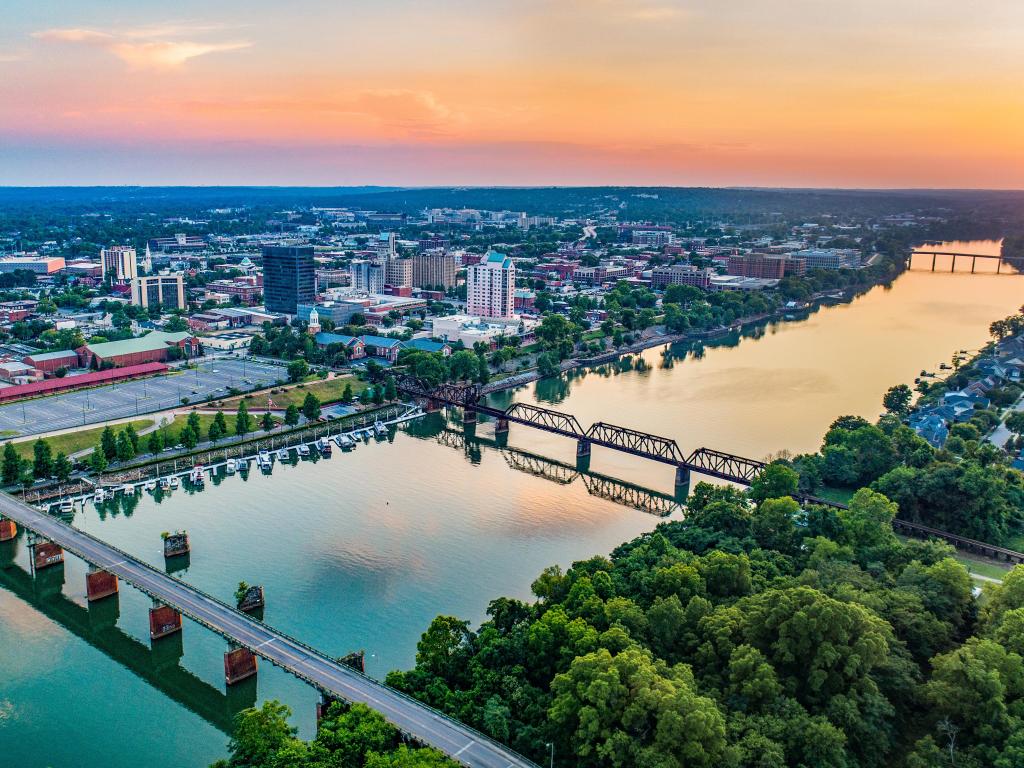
top-left (0, 241), bottom-right (1020, 768)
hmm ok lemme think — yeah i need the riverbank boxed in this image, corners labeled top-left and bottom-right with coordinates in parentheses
top-left (482, 288), bottom-right (843, 396)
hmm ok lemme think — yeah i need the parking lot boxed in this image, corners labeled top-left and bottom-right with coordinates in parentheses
top-left (0, 358), bottom-right (286, 437)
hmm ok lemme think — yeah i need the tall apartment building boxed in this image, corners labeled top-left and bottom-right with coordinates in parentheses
top-left (101, 246), bottom-right (138, 282)
top-left (262, 245), bottom-right (315, 314)
top-left (131, 273), bottom-right (186, 310)
top-left (650, 265), bottom-right (713, 289)
top-left (375, 231), bottom-right (397, 261)
top-left (466, 250), bottom-right (515, 319)
top-left (350, 260), bottom-right (385, 294)
top-left (727, 254), bottom-right (786, 279)
top-left (385, 258), bottom-right (412, 289)
top-left (411, 253), bottom-right (457, 289)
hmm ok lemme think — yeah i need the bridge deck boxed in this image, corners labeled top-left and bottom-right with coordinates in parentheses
top-left (0, 494), bottom-right (538, 768)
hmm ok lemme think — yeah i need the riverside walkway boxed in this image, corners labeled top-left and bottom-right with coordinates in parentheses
top-left (0, 493), bottom-right (538, 768)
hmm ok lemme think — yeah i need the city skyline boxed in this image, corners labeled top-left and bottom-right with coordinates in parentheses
top-left (1, 0), bottom-right (1022, 188)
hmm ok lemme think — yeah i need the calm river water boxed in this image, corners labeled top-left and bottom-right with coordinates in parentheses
top-left (0, 241), bottom-right (1020, 768)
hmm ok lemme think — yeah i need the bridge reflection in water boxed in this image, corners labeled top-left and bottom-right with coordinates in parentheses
top-left (407, 413), bottom-right (684, 517)
top-left (0, 536), bottom-right (255, 734)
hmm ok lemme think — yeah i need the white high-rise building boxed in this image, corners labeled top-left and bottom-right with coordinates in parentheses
top-left (350, 260), bottom-right (385, 294)
top-left (100, 245), bottom-right (138, 283)
top-left (466, 250), bottom-right (515, 319)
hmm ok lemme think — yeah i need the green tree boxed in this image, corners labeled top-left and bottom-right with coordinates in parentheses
top-left (100, 425), bottom-right (117, 460)
top-left (549, 647), bottom-right (728, 768)
top-left (224, 701), bottom-right (298, 767)
top-left (302, 392), bottom-right (321, 421)
top-left (372, 386), bottom-right (384, 405)
top-left (448, 350), bottom-right (478, 381)
top-left (187, 410), bottom-right (202, 436)
top-left (415, 616), bottom-right (472, 679)
top-left (749, 462), bottom-right (799, 504)
top-left (284, 404), bottom-right (300, 426)
top-left (235, 401), bottom-right (252, 437)
top-left (883, 383), bottom-right (914, 415)
top-left (287, 358), bottom-right (309, 382)
top-left (536, 352), bottom-right (558, 377)
top-left (359, 388), bottom-right (372, 406)
top-left (384, 376), bottom-right (397, 401)
top-left (124, 423), bottom-right (140, 454)
top-left (208, 419), bottom-right (225, 444)
top-left (89, 445), bottom-right (108, 473)
top-left (261, 411), bottom-right (275, 432)
top-left (115, 431), bottom-right (135, 462)
top-left (2, 442), bottom-right (21, 485)
top-left (147, 430), bottom-right (163, 455)
top-left (180, 425), bottom-right (199, 450)
top-left (53, 452), bottom-right (73, 483)
top-left (342, 382), bottom-right (354, 403)
top-left (476, 354), bottom-right (491, 384)
top-left (32, 438), bottom-right (53, 478)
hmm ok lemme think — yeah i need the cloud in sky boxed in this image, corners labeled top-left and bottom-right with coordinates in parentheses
top-left (31, 22), bottom-right (251, 70)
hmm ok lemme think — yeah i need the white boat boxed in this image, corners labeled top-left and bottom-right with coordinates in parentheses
top-left (144, 480), bottom-right (157, 491)
top-left (374, 420), bottom-right (387, 436)
top-left (94, 489), bottom-right (106, 503)
top-left (58, 499), bottom-right (74, 514)
top-left (316, 438), bottom-right (332, 455)
top-left (336, 433), bottom-right (355, 450)
top-left (258, 449), bottom-right (271, 463)
top-left (259, 456), bottom-right (273, 472)
top-left (276, 448), bottom-right (290, 461)
top-left (237, 457), bottom-right (250, 472)
top-left (297, 443), bottom-right (310, 457)
top-left (159, 478), bottom-right (172, 491)
top-left (119, 483), bottom-right (135, 494)
top-left (169, 476), bottom-right (181, 489)
top-left (225, 458), bottom-right (237, 474)
top-left (189, 466), bottom-right (205, 485)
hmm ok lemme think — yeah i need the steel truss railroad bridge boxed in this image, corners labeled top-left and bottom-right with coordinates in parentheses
top-left (396, 375), bottom-right (838, 507)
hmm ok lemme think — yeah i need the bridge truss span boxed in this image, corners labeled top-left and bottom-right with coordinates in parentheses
top-left (504, 403), bottom-right (585, 436)
top-left (685, 448), bottom-right (767, 483)
top-left (585, 421), bottom-right (684, 463)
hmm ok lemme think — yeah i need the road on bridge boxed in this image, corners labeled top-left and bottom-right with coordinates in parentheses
top-left (0, 494), bottom-right (538, 768)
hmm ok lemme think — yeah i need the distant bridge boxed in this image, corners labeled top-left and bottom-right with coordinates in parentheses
top-left (908, 250), bottom-right (1021, 273)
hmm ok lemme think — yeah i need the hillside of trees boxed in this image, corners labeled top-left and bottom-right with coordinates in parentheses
top-left (215, 427), bottom-right (1024, 768)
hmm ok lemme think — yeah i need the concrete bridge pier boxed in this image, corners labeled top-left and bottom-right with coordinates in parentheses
top-left (463, 409), bottom-right (477, 425)
top-left (0, 517), bottom-right (16, 542)
top-left (495, 418), bottom-right (510, 435)
top-left (149, 602), bottom-right (183, 641)
top-left (576, 439), bottom-right (591, 458)
top-left (86, 567), bottom-right (119, 602)
top-left (224, 645), bottom-right (258, 686)
top-left (425, 398), bottom-right (440, 413)
top-left (675, 466), bottom-right (691, 495)
top-left (317, 693), bottom-right (342, 724)
top-left (31, 540), bottom-right (64, 572)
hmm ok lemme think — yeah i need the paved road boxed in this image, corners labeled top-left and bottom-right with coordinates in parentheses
top-left (0, 494), bottom-right (537, 768)
top-left (0, 358), bottom-right (283, 438)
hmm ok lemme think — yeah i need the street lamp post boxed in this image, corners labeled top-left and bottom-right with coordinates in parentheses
top-left (546, 742), bottom-right (554, 768)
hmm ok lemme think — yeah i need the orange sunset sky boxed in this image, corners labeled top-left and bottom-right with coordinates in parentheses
top-left (2, 0), bottom-right (1023, 187)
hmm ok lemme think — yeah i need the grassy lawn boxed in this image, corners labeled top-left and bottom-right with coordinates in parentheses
top-left (154, 413), bottom-right (281, 446)
top-left (953, 554), bottom-right (1012, 581)
top-left (10, 418), bottom-right (155, 460)
top-left (229, 376), bottom-right (367, 410)
top-left (814, 486), bottom-right (857, 505)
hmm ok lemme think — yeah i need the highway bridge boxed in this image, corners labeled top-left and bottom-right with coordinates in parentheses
top-left (0, 493), bottom-right (539, 768)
